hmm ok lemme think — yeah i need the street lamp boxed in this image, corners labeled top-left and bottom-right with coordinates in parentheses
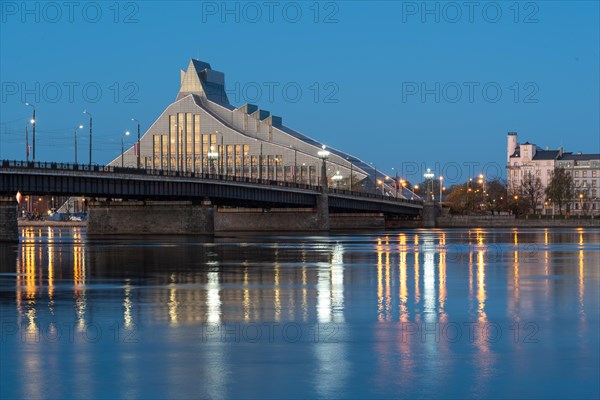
top-left (391, 167), bottom-right (399, 199)
top-left (332, 170), bottom-right (343, 188)
top-left (25, 103), bottom-right (36, 162)
top-left (25, 120), bottom-right (34, 162)
top-left (207, 145), bottom-right (219, 175)
top-left (424, 168), bottom-right (435, 201)
top-left (74, 125), bottom-right (83, 164)
top-left (131, 118), bottom-right (141, 168)
top-left (317, 145), bottom-right (330, 188)
top-left (121, 131), bottom-right (130, 168)
top-left (439, 176), bottom-right (444, 203)
top-left (83, 110), bottom-right (92, 166)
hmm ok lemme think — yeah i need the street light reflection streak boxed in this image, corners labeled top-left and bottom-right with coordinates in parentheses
top-left (168, 273), bottom-right (178, 325)
top-left (399, 234), bottom-right (408, 323)
top-left (376, 238), bottom-right (384, 320)
top-left (579, 250), bottom-right (585, 318)
top-left (47, 228), bottom-right (55, 315)
top-left (274, 258), bottom-right (281, 322)
top-left (73, 229), bottom-right (87, 331)
top-left (207, 270), bottom-right (221, 324)
top-left (423, 236), bottom-right (436, 322)
top-left (243, 264), bottom-right (250, 321)
top-left (331, 243), bottom-right (345, 323)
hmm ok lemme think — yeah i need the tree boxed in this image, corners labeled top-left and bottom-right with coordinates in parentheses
top-left (444, 183), bottom-right (470, 214)
top-left (522, 171), bottom-right (544, 214)
top-left (483, 178), bottom-right (508, 215)
top-left (545, 167), bottom-right (574, 215)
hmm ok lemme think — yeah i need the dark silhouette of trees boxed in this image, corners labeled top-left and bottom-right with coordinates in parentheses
top-left (545, 167), bottom-right (574, 215)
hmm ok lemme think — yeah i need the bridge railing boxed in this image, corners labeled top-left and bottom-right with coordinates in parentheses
top-left (1, 160), bottom-right (423, 206)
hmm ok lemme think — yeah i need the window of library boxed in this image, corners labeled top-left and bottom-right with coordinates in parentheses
top-left (583, 171), bottom-right (587, 177)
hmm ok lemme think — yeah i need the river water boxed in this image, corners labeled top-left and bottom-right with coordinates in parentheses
top-left (0, 227), bottom-right (598, 399)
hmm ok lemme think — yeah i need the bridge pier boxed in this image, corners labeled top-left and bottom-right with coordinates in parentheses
top-left (87, 200), bottom-right (214, 235)
top-left (422, 201), bottom-right (441, 228)
top-left (0, 196), bottom-right (18, 242)
top-left (316, 193), bottom-right (330, 231)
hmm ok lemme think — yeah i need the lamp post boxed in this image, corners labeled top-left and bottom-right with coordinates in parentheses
top-left (332, 170), bottom-right (343, 188)
top-left (207, 146), bottom-right (219, 176)
top-left (288, 145), bottom-right (298, 183)
top-left (317, 145), bottom-right (330, 189)
top-left (25, 103), bottom-right (36, 162)
top-left (439, 176), bottom-right (444, 203)
top-left (259, 142), bottom-right (263, 180)
top-left (25, 122), bottom-right (32, 162)
top-left (74, 125), bottom-right (83, 164)
top-left (347, 158), bottom-right (354, 191)
top-left (392, 167), bottom-right (399, 199)
top-left (83, 110), bottom-right (92, 166)
top-left (121, 131), bottom-right (130, 168)
top-left (479, 173), bottom-right (485, 193)
top-left (131, 118), bottom-right (141, 168)
top-left (424, 168), bottom-right (435, 201)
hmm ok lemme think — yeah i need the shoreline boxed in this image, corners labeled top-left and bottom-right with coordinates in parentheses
top-left (16, 219), bottom-right (600, 230)
top-left (18, 220), bottom-right (87, 228)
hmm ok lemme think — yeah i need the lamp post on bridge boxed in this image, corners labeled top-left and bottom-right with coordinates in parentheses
top-left (25, 121), bottom-right (34, 162)
top-left (121, 131), bottom-right (130, 168)
top-left (131, 118), bottom-right (141, 169)
top-left (25, 103), bottom-right (36, 162)
top-left (332, 170), bottom-right (343, 189)
top-left (207, 146), bottom-right (219, 176)
top-left (83, 110), bottom-right (92, 166)
top-left (259, 142), bottom-right (263, 180)
top-left (317, 145), bottom-right (330, 189)
top-left (74, 125), bottom-right (83, 164)
top-left (424, 168), bottom-right (435, 201)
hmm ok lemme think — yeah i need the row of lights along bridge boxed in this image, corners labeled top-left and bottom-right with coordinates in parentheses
top-left (22, 104), bottom-right (141, 169)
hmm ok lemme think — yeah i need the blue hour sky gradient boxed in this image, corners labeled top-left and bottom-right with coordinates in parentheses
top-left (1, 1), bottom-right (598, 183)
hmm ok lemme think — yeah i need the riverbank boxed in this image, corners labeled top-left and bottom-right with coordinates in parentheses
top-left (437, 215), bottom-right (599, 228)
top-left (18, 220), bottom-right (87, 228)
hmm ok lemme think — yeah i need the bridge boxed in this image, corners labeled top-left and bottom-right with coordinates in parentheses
top-left (0, 160), bottom-right (423, 240)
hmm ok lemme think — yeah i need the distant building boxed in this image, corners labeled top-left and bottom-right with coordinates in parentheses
top-left (507, 132), bottom-right (600, 215)
top-left (111, 59), bottom-right (417, 199)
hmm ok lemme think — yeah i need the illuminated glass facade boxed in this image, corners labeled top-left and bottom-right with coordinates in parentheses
top-left (112, 58), bottom-right (419, 198)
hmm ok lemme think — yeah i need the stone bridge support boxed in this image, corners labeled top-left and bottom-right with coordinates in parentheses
top-left (422, 201), bottom-right (441, 228)
top-left (87, 200), bottom-right (215, 235)
top-left (0, 196), bottom-right (18, 242)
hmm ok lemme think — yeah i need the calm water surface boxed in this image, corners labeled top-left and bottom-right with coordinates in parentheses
top-left (1, 227), bottom-right (599, 399)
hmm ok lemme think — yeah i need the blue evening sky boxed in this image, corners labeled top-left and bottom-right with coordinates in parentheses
top-left (1, 1), bottom-right (598, 184)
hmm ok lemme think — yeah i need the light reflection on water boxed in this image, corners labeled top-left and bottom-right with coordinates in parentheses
top-left (0, 227), bottom-right (599, 399)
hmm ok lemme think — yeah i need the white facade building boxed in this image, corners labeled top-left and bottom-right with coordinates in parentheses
top-left (507, 132), bottom-right (600, 215)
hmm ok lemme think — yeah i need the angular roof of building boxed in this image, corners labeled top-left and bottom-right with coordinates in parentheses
top-left (532, 150), bottom-right (560, 160)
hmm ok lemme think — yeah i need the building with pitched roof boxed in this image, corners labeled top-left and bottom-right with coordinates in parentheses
top-left (507, 132), bottom-right (599, 215)
top-left (112, 59), bottom-right (417, 199)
